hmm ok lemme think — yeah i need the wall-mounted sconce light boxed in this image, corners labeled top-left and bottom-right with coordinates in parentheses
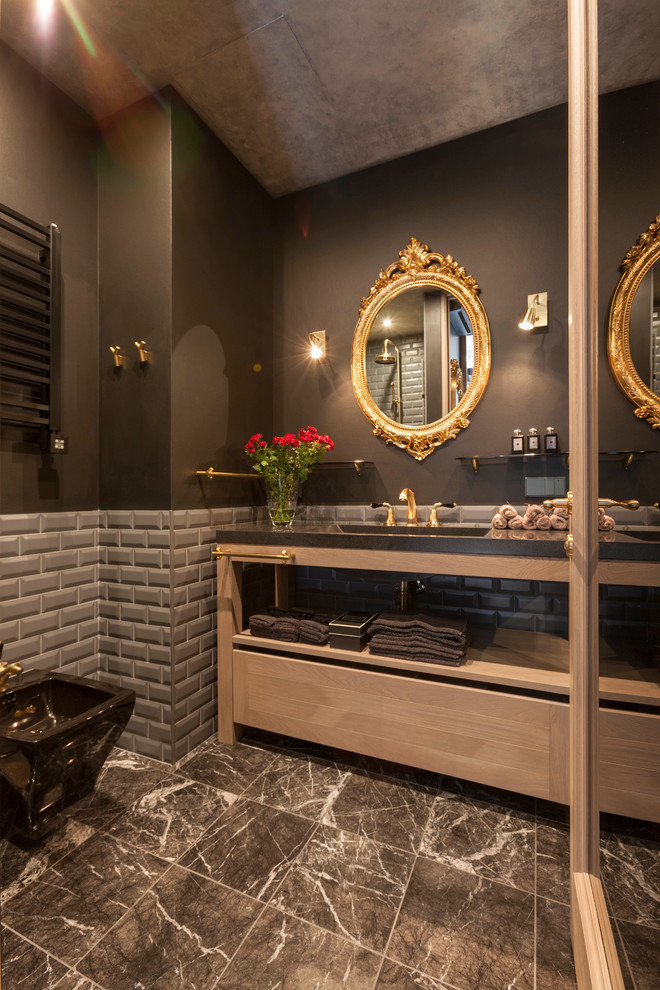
top-left (518, 292), bottom-right (548, 330)
top-left (109, 345), bottom-right (124, 367)
top-left (309, 330), bottom-right (327, 360)
top-left (134, 340), bottom-right (149, 364)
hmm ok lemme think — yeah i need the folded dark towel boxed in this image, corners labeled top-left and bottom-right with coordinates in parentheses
top-left (369, 611), bottom-right (468, 645)
top-left (300, 619), bottom-right (330, 645)
top-left (368, 642), bottom-right (464, 667)
top-left (369, 633), bottom-right (466, 662)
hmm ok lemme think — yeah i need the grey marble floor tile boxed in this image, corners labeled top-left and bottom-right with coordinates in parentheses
top-left (0, 926), bottom-right (68, 990)
top-left (106, 773), bottom-right (236, 862)
top-left (219, 905), bottom-right (381, 990)
top-left (77, 864), bottom-right (259, 990)
top-left (65, 750), bottom-right (173, 830)
top-left (374, 958), bottom-right (452, 989)
top-left (242, 751), bottom-right (350, 820)
top-left (617, 918), bottom-right (660, 990)
top-left (177, 738), bottom-right (280, 794)
top-left (323, 773), bottom-right (435, 852)
top-left (536, 821), bottom-right (570, 905)
top-left (420, 793), bottom-right (535, 893)
top-left (2, 832), bottom-right (168, 966)
top-left (600, 831), bottom-right (660, 927)
top-left (1, 819), bottom-right (95, 905)
top-left (535, 895), bottom-right (577, 989)
top-left (54, 972), bottom-right (104, 990)
top-left (180, 798), bottom-right (314, 900)
top-left (273, 823), bottom-right (413, 952)
top-left (388, 857), bottom-right (535, 990)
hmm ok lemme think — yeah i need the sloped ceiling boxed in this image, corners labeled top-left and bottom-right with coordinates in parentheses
top-left (1, 0), bottom-right (659, 196)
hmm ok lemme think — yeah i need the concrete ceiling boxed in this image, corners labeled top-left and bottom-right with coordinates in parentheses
top-left (1, 0), bottom-right (659, 197)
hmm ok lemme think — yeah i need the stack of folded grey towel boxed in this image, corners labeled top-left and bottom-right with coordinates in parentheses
top-left (249, 606), bottom-right (337, 645)
top-left (368, 611), bottom-right (469, 667)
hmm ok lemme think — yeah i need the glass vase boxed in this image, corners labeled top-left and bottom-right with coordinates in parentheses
top-left (265, 473), bottom-right (300, 528)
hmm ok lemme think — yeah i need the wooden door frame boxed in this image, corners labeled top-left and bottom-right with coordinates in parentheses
top-left (567, 1), bottom-right (624, 986)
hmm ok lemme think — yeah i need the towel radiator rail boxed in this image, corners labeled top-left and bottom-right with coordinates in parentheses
top-left (0, 202), bottom-right (61, 444)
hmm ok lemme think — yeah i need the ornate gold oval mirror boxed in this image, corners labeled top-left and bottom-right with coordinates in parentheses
top-left (608, 214), bottom-right (660, 429)
top-left (351, 237), bottom-right (491, 460)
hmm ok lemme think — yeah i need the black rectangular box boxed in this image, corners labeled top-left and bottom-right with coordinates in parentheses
top-left (329, 611), bottom-right (378, 651)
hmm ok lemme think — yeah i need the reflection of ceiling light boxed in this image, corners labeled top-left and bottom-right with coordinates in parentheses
top-left (36, 0), bottom-right (55, 26)
top-left (383, 318), bottom-right (392, 327)
top-left (518, 292), bottom-right (548, 330)
top-left (308, 330), bottom-right (327, 360)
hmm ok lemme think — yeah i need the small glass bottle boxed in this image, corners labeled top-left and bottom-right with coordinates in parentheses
top-left (544, 426), bottom-right (558, 452)
top-left (526, 427), bottom-right (540, 453)
top-left (511, 428), bottom-right (524, 454)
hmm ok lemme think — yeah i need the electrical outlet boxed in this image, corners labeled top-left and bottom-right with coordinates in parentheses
top-left (50, 434), bottom-right (68, 454)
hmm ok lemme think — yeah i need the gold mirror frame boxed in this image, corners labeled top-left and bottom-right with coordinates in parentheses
top-left (351, 237), bottom-right (491, 460)
top-left (608, 214), bottom-right (660, 430)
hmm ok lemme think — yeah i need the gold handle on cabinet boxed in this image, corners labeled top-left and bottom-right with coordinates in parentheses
top-left (213, 547), bottom-right (296, 562)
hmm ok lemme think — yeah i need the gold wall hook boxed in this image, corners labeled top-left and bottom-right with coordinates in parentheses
top-left (134, 340), bottom-right (149, 364)
top-left (109, 345), bottom-right (124, 367)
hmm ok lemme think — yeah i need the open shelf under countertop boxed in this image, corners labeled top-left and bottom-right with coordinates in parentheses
top-left (233, 627), bottom-right (660, 707)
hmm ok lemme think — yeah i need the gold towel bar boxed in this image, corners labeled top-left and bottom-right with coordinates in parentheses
top-left (196, 468), bottom-right (258, 480)
top-left (213, 547), bottom-right (295, 562)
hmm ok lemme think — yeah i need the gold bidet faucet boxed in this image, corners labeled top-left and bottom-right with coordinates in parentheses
top-left (399, 488), bottom-right (418, 526)
top-left (0, 643), bottom-right (23, 693)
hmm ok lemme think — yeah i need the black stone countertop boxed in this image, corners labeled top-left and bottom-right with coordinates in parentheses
top-left (215, 522), bottom-right (660, 561)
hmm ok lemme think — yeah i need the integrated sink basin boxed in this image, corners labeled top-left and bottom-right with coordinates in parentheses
top-left (619, 529), bottom-right (660, 542)
top-left (338, 524), bottom-right (492, 537)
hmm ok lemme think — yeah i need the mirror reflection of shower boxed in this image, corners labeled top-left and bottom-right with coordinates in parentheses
top-left (374, 336), bottom-right (403, 422)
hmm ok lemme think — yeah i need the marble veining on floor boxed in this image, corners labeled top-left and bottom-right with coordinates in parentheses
top-left (1, 731), bottom-right (658, 990)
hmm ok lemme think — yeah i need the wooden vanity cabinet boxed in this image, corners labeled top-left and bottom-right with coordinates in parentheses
top-left (217, 541), bottom-right (660, 822)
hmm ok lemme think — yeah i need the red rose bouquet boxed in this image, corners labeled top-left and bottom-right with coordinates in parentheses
top-left (244, 427), bottom-right (335, 526)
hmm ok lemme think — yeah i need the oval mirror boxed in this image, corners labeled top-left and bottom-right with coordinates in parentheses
top-left (608, 214), bottom-right (660, 429)
top-left (352, 237), bottom-right (490, 460)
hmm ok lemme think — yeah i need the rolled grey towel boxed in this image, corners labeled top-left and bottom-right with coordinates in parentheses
top-left (549, 513), bottom-right (568, 530)
top-left (492, 513), bottom-right (508, 529)
top-left (499, 504), bottom-right (518, 520)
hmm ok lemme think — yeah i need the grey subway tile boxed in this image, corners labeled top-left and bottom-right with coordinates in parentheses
top-left (3, 555), bottom-right (42, 579)
top-left (40, 512), bottom-right (78, 532)
top-left (42, 587), bottom-right (78, 612)
top-left (133, 510), bottom-right (164, 529)
top-left (0, 619), bottom-right (19, 643)
top-left (0, 536), bottom-right (21, 556)
top-left (78, 511), bottom-right (100, 530)
top-left (120, 640), bottom-right (150, 662)
top-left (133, 549), bottom-right (163, 568)
top-left (134, 586), bottom-right (165, 606)
top-left (41, 625), bottom-right (79, 652)
top-left (147, 530), bottom-right (171, 548)
top-left (3, 635), bottom-right (41, 663)
top-left (0, 514), bottom-right (40, 535)
top-left (60, 564), bottom-right (100, 588)
top-left (172, 510), bottom-right (188, 529)
top-left (60, 530), bottom-right (95, 550)
top-left (134, 660), bottom-right (163, 683)
top-left (19, 612), bottom-right (59, 640)
top-left (60, 638), bottom-right (98, 665)
top-left (41, 549), bottom-right (78, 573)
top-left (0, 578), bottom-right (20, 601)
top-left (120, 529), bottom-right (148, 548)
top-left (20, 572), bottom-right (60, 596)
top-left (147, 644), bottom-right (171, 665)
top-left (106, 511), bottom-right (134, 529)
top-left (121, 566), bottom-right (148, 586)
top-left (0, 593), bottom-right (40, 621)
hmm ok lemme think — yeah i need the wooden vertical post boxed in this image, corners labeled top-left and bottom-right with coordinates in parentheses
top-left (216, 554), bottom-right (243, 743)
top-left (568, 1), bottom-right (624, 986)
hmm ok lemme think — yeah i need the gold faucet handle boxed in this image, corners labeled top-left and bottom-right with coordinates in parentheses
top-left (598, 498), bottom-right (640, 511)
top-left (370, 502), bottom-right (396, 526)
top-left (428, 501), bottom-right (457, 527)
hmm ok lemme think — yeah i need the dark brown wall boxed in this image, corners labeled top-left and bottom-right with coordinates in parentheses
top-left (98, 97), bottom-right (173, 510)
top-left (0, 43), bottom-right (99, 513)
top-left (170, 95), bottom-right (274, 510)
top-left (276, 83), bottom-right (660, 507)
top-left (276, 105), bottom-right (570, 507)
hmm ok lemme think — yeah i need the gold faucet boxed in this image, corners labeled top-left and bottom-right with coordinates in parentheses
top-left (0, 647), bottom-right (23, 692)
top-left (428, 501), bottom-right (458, 527)
top-left (399, 488), bottom-right (418, 526)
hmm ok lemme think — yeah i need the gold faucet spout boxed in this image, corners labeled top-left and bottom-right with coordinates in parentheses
top-left (0, 658), bottom-right (23, 693)
top-left (399, 488), bottom-right (418, 526)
